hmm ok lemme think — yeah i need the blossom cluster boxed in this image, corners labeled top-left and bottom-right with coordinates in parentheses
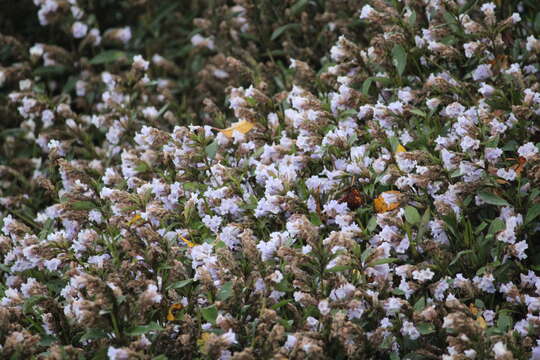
top-left (1, 0), bottom-right (540, 359)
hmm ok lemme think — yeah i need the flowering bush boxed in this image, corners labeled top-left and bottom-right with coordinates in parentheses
top-left (2, 0), bottom-right (540, 359)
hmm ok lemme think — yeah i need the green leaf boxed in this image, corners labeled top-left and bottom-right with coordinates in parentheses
top-left (404, 206), bottom-right (421, 225)
top-left (71, 201), bottom-right (96, 210)
top-left (290, 0), bottom-right (308, 16)
top-left (90, 50), bottom-right (127, 65)
top-left (413, 297), bottom-right (426, 312)
top-left (39, 335), bottom-right (58, 346)
top-left (415, 208), bottom-right (431, 243)
top-left (205, 141), bottom-right (219, 160)
top-left (488, 218), bottom-right (505, 235)
top-left (166, 279), bottom-right (194, 290)
top-left (309, 212), bottom-right (322, 226)
top-left (525, 204), bottom-right (540, 225)
top-left (535, 12), bottom-right (540, 34)
top-left (361, 247), bottom-right (375, 264)
top-left (271, 299), bottom-right (291, 310)
top-left (326, 265), bottom-right (352, 273)
top-left (80, 328), bottom-right (108, 342)
top-left (23, 295), bottom-right (46, 314)
top-left (409, 109), bottom-right (426, 118)
top-left (368, 257), bottom-right (398, 267)
top-left (201, 305), bottom-right (218, 324)
top-left (362, 77), bottom-right (374, 95)
top-left (217, 281), bottom-right (233, 301)
top-left (33, 65), bottom-right (67, 76)
top-left (407, 9), bottom-right (417, 28)
top-left (126, 322), bottom-right (164, 336)
top-left (391, 44), bottom-right (407, 76)
top-left (478, 191), bottom-right (510, 207)
top-left (152, 356), bottom-right (168, 360)
top-left (271, 23), bottom-right (301, 41)
top-left (417, 322), bottom-right (435, 335)
top-left (367, 216), bottom-right (377, 232)
top-left (449, 250), bottom-right (474, 268)
top-left (497, 314), bottom-right (512, 332)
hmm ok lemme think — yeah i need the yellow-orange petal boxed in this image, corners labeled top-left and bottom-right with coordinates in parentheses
top-left (395, 144), bottom-right (406, 153)
top-left (128, 213), bottom-right (142, 226)
top-left (374, 190), bottom-right (402, 213)
top-left (180, 236), bottom-right (195, 248)
top-left (476, 316), bottom-right (487, 329)
top-left (167, 303), bottom-right (183, 321)
top-left (219, 120), bottom-right (255, 138)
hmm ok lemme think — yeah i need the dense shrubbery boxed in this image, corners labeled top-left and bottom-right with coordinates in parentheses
top-left (3, 0), bottom-right (540, 359)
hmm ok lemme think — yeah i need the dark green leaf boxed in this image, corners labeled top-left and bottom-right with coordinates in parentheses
top-left (33, 65), bottom-right (67, 76)
top-left (535, 12), bottom-right (540, 34)
top-left (478, 191), bottom-right (510, 207)
top-left (217, 281), bottom-right (233, 301)
top-left (90, 50), bottom-right (127, 65)
top-left (417, 322), bottom-right (435, 335)
top-left (80, 328), bottom-right (108, 342)
top-left (271, 23), bottom-right (301, 41)
top-left (71, 201), bottom-right (96, 210)
top-left (166, 279), bottom-right (194, 290)
top-left (413, 297), bottom-right (425, 312)
top-left (126, 322), bottom-right (164, 336)
top-left (488, 218), bottom-right (505, 235)
top-left (525, 204), bottom-right (540, 225)
top-left (290, 0), bottom-right (308, 16)
top-left (391, 44), bottom-right (407, 76)
top-left (205, 141), bottom-right (218, 160)
top-left (368, 257), bottom-right (398, 267)
top-left (404, 206), bottom-right (421, 225)
top-left (201, 305), bottom-right (218, 324)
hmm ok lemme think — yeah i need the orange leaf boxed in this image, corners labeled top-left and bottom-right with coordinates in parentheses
top-left (128, 213), bottom-right (143, 226)
top-left (374, 191), bottom-right (402, 213)
top-left (511, 156), bottom-right (527, 175)
top-left (219, 120), bottom-right (255, 138)
top-left (395, 144), bottom-right (406, 154)
top-left (180, 236), bottom-right (195, 248)
top-left (476, 316), bottom-right (487, 329)
top-left (167, 303), bottom-right (183, 321)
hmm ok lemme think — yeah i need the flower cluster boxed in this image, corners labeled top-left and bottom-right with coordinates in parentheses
top-left (1, 0), bottom-right (540, 359)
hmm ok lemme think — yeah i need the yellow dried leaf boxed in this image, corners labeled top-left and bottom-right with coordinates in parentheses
top-left (374, 190), bottom-right (402, 213)
top-left (197, 332), bottom-right (212, 348)
top-left (219, 120), bottom-right (255, 138)
top-left (395, 144), bottom-right (406, 153)
top-left (469, 303), bottom-right (478, 316)
top-left (476, 316), bottom-right (487, 329)
top-left (180, 236), bottom-right (195, 248)
top-left (167, 303), bottom-right (183, 321)
top-left (128, 213), bottom-right (143, 226)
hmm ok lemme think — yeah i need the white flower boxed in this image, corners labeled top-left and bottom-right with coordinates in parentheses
top-left (132, 55), bottom-right (149, 71)
top-left (318, 299), bottom-right (331, 315)
top-left (107, 346), bottom-right (129, 360)
top-left (220, 329), bottom-right (237, 345)
top-left (517, 142), bottom-right (538, 160)
top-left (472, 64), bottom-right (493, 81)
top-left (492, 341), bottom-right (510, 359)
top-left (401, 320), bottom-right (420, 340)
top-left (143, 284), bottom-right (162, 304)
top-left (496, 168), bottom-right (516, 181)
top-left (71, 21), bottom-right (88, 38)
top-left (412, 269), bottom-right (435, 283)
top-left (460, 136), bottom-right (480, 152)
top-left (359, 5), bottom-right (375, 20)
top-left (269, 270), bottom-right (283, 283)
